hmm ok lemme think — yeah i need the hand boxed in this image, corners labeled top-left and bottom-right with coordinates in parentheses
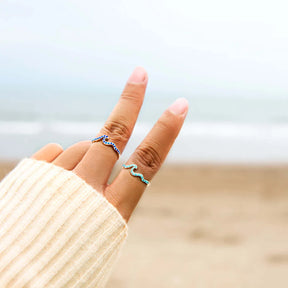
top-left (31, 67), bottom-right (188, 222)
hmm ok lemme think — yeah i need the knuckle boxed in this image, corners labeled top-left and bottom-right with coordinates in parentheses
top-left (121, 87), bottom-right (143, 105)
top-left (158, 115), bottom-right (174, 133)
top-left (134, 144), bottom-right (162, 171)
top-left (156, 116), bottom-right (178, 139)
top-left (102, 118), bottom-right (131, 143)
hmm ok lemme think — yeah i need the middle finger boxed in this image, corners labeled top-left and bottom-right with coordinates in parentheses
top-left (73, 67), bottom-right (148, 191)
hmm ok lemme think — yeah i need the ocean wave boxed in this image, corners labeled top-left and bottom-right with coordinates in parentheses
top-left (1, 121), bottom-right (288, 163)
top-left (1, 121), bottom-right (288, 139)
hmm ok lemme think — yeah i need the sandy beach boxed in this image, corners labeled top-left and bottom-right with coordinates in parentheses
top-left (1, 161), bottom-right (288, 287)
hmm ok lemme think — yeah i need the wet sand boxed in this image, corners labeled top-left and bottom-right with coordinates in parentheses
top-left (1, 161), bottom-right (288, 287)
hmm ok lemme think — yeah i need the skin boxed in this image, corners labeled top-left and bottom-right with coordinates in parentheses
top-left (31, 67), bottom-right (188, 222)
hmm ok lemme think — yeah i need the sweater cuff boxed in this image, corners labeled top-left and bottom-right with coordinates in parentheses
top-left (0, 158), bottom-right (128, 288)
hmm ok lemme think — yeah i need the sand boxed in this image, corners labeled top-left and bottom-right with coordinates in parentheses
top-left (1, 161), bottom-right (288, 287)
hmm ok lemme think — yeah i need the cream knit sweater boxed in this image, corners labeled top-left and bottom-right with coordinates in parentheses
top-left (0, 158), bottom-right (128, 288)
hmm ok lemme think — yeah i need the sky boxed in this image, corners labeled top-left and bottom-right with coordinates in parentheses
top-left (0, 0), bottom-right (288, 98)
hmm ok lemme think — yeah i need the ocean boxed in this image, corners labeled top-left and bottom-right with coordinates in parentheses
top-left (1, 94), bottom-right (288, 163)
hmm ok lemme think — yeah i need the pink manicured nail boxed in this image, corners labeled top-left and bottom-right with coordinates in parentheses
top-left (127, 67), bottom-right (147, 83)
top-left (168, 98), bottom-right (189, 115)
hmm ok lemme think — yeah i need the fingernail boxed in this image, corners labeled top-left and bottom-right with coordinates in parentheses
top-left (168, 98), bottom-right (189, 115)
top-left (127, 66), bottom-right (147, 83)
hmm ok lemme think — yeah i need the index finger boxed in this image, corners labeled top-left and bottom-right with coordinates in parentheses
top-left (73, 67), bottom-right (148, 191)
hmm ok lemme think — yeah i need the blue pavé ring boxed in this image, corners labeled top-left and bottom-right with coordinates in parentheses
top-left (122, 164), bottom-right (150, 186)
top-left (91, 135), bottom-right (120, 158)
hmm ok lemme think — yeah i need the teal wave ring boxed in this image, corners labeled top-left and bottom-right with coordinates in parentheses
top-left (91, 135), bottom-right (120, 158)
top-left (122, 164), bottom-right (150, 185)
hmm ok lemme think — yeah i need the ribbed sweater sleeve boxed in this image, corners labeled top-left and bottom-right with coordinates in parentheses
top-left (0, 158), bottom-right (128, 288)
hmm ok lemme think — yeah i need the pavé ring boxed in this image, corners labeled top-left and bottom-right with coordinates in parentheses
top-left (91, 135), bottom-right (120, 158)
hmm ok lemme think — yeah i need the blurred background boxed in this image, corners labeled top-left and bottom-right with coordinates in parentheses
top-left (0, 0), bottom-right (288, 287)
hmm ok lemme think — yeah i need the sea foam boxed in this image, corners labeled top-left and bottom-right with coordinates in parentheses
top-left (1, 121), bottom-right (288, 163)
